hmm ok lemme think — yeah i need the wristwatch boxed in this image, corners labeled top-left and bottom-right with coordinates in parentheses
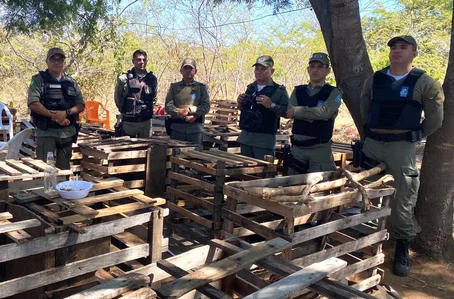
top-left (66, 109), bottom-right (71, 116)
top-left (270, 103), bottom-right (276, 109)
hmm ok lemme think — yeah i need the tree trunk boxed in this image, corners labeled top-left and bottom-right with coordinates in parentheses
top-left (309, 0), bottom-right (374, 138)
top-left (414, 5), bottom-right (454, 260)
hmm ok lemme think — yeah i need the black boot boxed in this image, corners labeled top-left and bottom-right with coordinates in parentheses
top-left (393, 239), bottom-right (410, 277)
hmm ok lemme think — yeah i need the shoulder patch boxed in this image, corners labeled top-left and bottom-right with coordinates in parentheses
top-left (335, 95), bottom-right (342, 104)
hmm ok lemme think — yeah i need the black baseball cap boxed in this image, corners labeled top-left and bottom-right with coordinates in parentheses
top-left (387, 35), bottom-right (418, 50)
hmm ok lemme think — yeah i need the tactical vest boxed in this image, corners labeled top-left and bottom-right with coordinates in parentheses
top-left (292, 84), bottom-right (336, 140)
top-left (170, 82), bottom-right (205, 124)
top-left (239, 82), bottom-right (280, 134)
top-left (121, 69), bottom-right (157, 122)
top-left (31, 70), bottom-right (77, 130)
top-left (368, 67), bottom-right (425, 131)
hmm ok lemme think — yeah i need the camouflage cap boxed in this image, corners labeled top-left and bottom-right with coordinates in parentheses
top-left (308, 52), bottom-right (330, 67)
top-left (46, 47), bottom-right (66, 59)
top-left (387, 35), bottom-right (418, 50)
top-left (253, 55), bottom-right (274, 68)
top-left (181, 58), bottom-right (197, 69)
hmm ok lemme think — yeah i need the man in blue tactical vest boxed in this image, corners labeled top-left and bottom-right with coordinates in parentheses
top-left (237, 56), bottom-right (289, 160)
top-left (165, 58), bottom-right (210, 148)
top-left (286, 53), bottom-right (342, 174)
top-left (28, 48), bottom-right (85, 170)
top-left (114, 50), bottom-right (157, 138)
top-left (361, 36), bottom-right (444, 277)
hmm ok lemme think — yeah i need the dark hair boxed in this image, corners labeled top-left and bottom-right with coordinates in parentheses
top-left (133, 50), bottom-right (147, 59)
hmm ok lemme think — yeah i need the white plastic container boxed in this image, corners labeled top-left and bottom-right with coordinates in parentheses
top-left (56, 180), bottom-right (93, 200)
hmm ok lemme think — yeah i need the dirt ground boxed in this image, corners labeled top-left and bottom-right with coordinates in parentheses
top-left (379, 243), bottom-right (454, 299)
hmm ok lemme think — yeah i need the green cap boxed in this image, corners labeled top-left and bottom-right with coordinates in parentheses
top-left (181, 58), bottom-right (197, 69)
top-left (387, 35), bottom-right (417, 50)
top-left (253, 55), bottom-right (274, 68)
top-left (308, 52), bottom-right (330, 67)
top-left (46, 47), bottom-right (66, 59)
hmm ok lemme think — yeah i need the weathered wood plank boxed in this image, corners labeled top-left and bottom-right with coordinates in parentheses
top-left (5, 159), bottom-right (39, 174)
top-left (63, 189), bottom-right (144, 207)
top-left (156, 238), bottom-right (291, 298)
top-left (120, 287), bottom-right (157, 299)
top-left (243, 257), bottom-right (347, 299)
top-left (168, 171), bottom-right (215, 192)
top-left (166, 201), bottom-right (213, 229)
top-left (0, 161), bottom-right (23, 176)
top-left (167, 187), bottom-right (214, 211)
top-left (157, 260), bottom-right (233, 299)
top-left (0, 212), bottom-right (12, 221)
top-left (0, 244), bottom-right (149, 298)
top-left (65, 273), bottom-right (150, 299)
top-left (0, 219), bottom-right (41, 234)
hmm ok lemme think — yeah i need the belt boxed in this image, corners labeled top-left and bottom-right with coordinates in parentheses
top-left (365, 128), bottom-right (422, 143)
top-left (122, 115), bottom-right (152, 123)
top-left (291, 136), bottom-right (331, 147)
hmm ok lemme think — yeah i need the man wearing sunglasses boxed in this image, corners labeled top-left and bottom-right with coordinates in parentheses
top-left (286, 52), bottom-right (342, 174)
top-left (28, 48), bottom-right (85, 170)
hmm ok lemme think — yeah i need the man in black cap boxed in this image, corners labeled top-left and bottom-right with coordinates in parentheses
top-left (237, 55), bottom-right (289, 160)
top-left (165, 58), bottom-right (210, 147)
top-left (114, 49), bottom-right (157, 137)
top-left (361, 35), bottom-right (444, 276)
top-left (286, 52), bottom-right (342, 174)
top-left (28, 47), bottom-right (85, 170)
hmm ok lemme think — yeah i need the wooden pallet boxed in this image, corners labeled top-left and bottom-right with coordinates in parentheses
top-left (222, 164), bottom-right (393, 290)
top-left (167, 149), bottom-right (277, 236)
top-left (79, 136), bottom-right (196, 196)
top-left (0, 157), bottom-right (72, 200)
top-left (205, 99), bottom-right (240, 126)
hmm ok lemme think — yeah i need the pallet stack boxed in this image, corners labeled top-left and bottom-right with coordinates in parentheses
top-left (167, 149), bottom-right (277, 236)
top-left (205, 99), bottom-right (240, 126)
top-left (0, 175), bottom-right (167, 299)
top-left (222, 164), bottom-right (393, 292)
top-left (79, 136), bottom-right (196, 196)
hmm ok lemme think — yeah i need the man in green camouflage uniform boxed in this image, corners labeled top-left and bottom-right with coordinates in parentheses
top-left (286, 53), bottom-right (342, 174)
top-left (28, 48), bottom-right (85, 170)
top-left (361, 36), bottom-right (444, 277)
top-left (237, 56), bottom-right (289, 160)
top-left (165, 58), bottom-right (210, 147)
top-left (114, 50), bottom-right (157, 138)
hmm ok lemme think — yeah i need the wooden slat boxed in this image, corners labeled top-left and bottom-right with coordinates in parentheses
top-left (120, 287), bottom-right (157, 299)
top-left (166, 201), bottom-right (213, 229)
top-left (65, 273), bottom-right (151, 299)
top-left (0, 212), bottom-right (12, 221)
top-left (0, 220), bottom-right (31, 243)
top-left (0, 219), bottom-right (41, 234)
top-left (63, 189), bottom-right (144, 207)
top-left (243, 257), bottom-right (347, 299)
top-left (167, 187), bottom-right (215, 211)
top-left (157, 260), bottom-right (234, 299)
top-left (155, 238), bottom-right (291, 298)
top-left (169, 156), bottom-right (217, 175)
top-left (0, 162), bottom-right (22, 176)
top-left (168, 171), bottom-right (215, 192)
top-left (5, 160), bottom-right (39, 174)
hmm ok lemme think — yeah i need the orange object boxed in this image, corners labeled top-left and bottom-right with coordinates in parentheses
top-left (83, 100), bottom-right (111, 129)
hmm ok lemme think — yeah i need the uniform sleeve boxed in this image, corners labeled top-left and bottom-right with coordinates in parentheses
top-left (360, 76), bottom-right (374, 126)
top-left (270, 86), bottom-right (289, 117)
top-left (293, 88), bottom-right (342, 121)
top-left (165, 84), bottom-right (179, 118)
top-left (27, 75), bottom-right (43, 106)
top-left (192, 84), bottom-right (211, 118)
top-left (288, 88), bottom-right (298, 108)
top-left (73, 80), bottom-right (85, 105)
top-left (421, 79), bottom-right (444, 138)
top-left (114, 76), bottom-right (126, 111)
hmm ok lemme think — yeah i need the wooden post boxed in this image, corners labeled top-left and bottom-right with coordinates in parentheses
top-left (145, 145), bottom-right (167, 197)
top-left (213, 161), bottom-right (226, 238)
top-left (282, 216), bottom-right (294, 260)
top-left (168, 148), bottom-right (181, 224)
top-left (222, 196), bottom-right (238, 235)
top-left (369, 195), bottom-right (392, 277)
top-left (147, 207), bottom-right (164, 264)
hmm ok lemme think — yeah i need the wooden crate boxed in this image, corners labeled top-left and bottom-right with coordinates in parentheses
top-left (222, 165), bottom-right (394, 291)
top-left (79, 136), bottom-right (196, 196)
top-left (205, 99), bottom-right (240, 126)
top-left (167, 149), bottom-right (277, 237)
top-left (0, 175), bottom-right (167, 299)
top-left (0, 157), bottom-right (72, 201)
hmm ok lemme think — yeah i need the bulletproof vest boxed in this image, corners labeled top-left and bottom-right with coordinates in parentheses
top-left (239, 82), bottom-right (280, 134)
top-left (292, 84), bottom-right (336, 139)
top-left (172, 82), bottom-right (205, 124)
top-left (31, 70), bottom-right (77, 130)
top-left (121, 69), bottom-right (157, 121)
top-left (368, 67), bottom-right (424, 131)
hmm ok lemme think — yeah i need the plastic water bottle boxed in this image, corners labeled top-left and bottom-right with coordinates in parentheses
top-left (44, 152), bottom-right (57, 194)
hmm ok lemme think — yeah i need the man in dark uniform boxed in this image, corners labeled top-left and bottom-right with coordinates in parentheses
top-left (361, 36), bottom-right (444, 277)
top-left (165, 58), bottom-right (210, 147)
top-left (286, 53), bottom-right (342, 174)
top-left (237, 55), bottom-right (289, 160)
top-left (28, 47), bottom-right (85, 170)
top-left (114, 49), bottom-right (157, 137)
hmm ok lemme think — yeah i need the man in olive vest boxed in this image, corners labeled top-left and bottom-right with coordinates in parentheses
top-left (165, 58), bottom-right (210, 147)
top-left (114, 49), bottom-right (157, 138)
top-left (361, 36), bottom-right (444, 277)
top-left (286, 53), bottom-right (342, 174)
top-left (237, 56), bottom-right (289, 160)
top-left (28, 47), bottom-right (85, 170)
